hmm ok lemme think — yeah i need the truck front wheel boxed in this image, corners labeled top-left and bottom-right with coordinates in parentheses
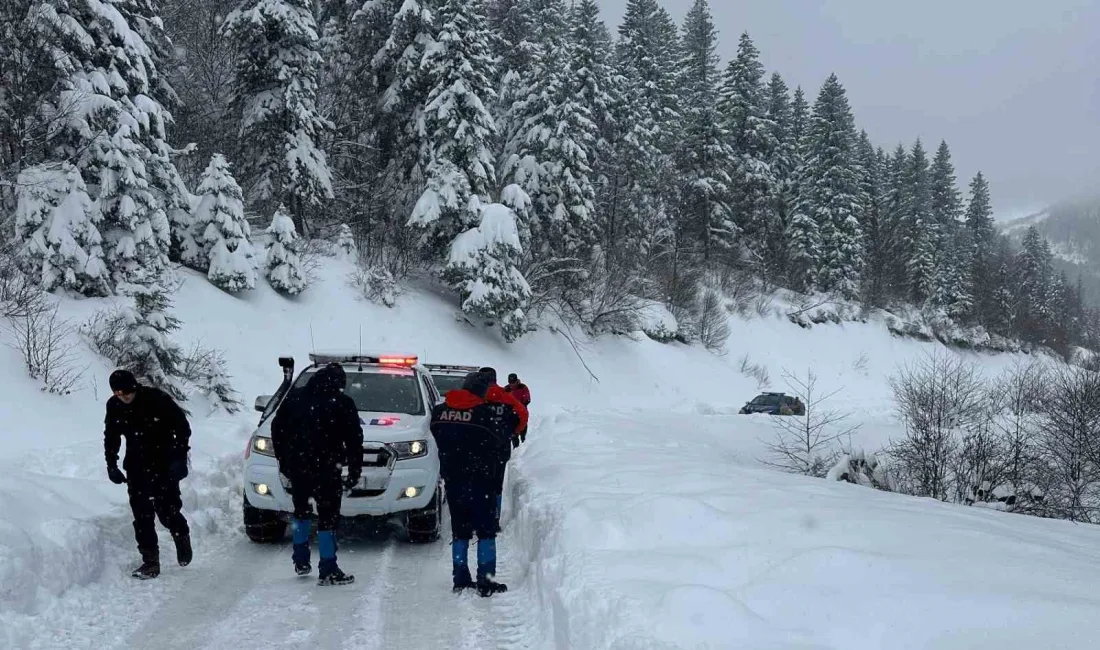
top-left (243, 492), bottom-right (287, 543)
top-left (405, 482), bottom-right (443, 544)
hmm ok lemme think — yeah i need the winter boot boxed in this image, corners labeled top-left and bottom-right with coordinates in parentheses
top-left (475, 538), bottom-right (506, 597)
top-left (291, 518), bottom-right (312, 576)
top-left (451, 539), bottom-right (474, 593)
top-left (174, 532), bottom-right (193, 567)
top-left (131, 561), bottom-right (161, 580)
top-left (316, 531), bottom-right (354, 586)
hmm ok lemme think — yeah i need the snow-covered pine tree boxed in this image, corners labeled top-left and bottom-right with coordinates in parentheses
top-left (115, 282), bottom-right (187, 400)
top-left (410, 0), bottom-right (499, 258)
top-left (880, 143), bottom-right (910, 300)
top-left (1016, 226), bottom-right (1053, 343)
top-left (903, 139), bottom-right (936, 304)
top-left (488, 0), bottom-right (538, 155)
top-left (336, 223), bottom-right (357, 260)
top-left (718, 32), bottom-right (776, 255)
top-left (799, 74), bottom-right (863, 298)
top-left (14, 163), bottom-right (110, 296)
top-left (764, 72), bottom-right (794, 278)
top-left (930, 140), bottom-right (962, 231)
top-left (367, 0), bottom-right (436, 218)
top-left (857, 134), bottom-right (889, 306)
top-left (569, 0), bottom-right (616, 179)
top-left (27, 0), bottom-right (178, 289)
top-left (264, 205), bottom-right (307, 294)
top-left (602, 0), bottom-right (681, 269)
top-left (225, 0), bottom-right (333, 234)
top-left (192, 154), bottom-right (257, 292)
top-left (965, 172), bottom-right (995, 321)
top-left (500, 0), bottom-right (598, 280)
top-left (445, 201), bottom-right (532, 341)
top-left (674, 0), bottom-right (735, 265)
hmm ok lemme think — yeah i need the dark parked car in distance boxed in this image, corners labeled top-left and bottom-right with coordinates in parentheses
top-left (739, 392), bottom-right (805, 416)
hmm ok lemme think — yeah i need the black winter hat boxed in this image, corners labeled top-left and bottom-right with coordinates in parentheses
top-left (311, 363), bottom-right (347, 394)
top-left (463, 372), bottom-right (490, 398)
top-left (109, 369), bottom-right (138, 393)
top-left (507, 373), bottom-right (519, 384)
top-left (479, 366), bottom-right (497, 384)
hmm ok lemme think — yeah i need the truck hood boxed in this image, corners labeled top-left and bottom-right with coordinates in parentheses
top-left (357, 412), bottom-right (429, 443)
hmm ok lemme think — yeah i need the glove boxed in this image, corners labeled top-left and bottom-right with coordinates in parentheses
top-left (344, 472), bottom-right (361, 491)
top-left (168, 458), bottom-right (189, 482)
top-left (107, 465), bottom-right (127, 485)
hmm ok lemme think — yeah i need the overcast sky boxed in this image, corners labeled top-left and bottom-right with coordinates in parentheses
top-left (598, 0), bottom-right (1100, 218)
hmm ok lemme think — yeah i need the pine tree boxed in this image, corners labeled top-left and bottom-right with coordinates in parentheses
top-left (930, 140), bottom-right (962, 231)
top-left (719, 32), bottom-right (776, 253)
top-left (904, 139), bottom-right (935, 303)
top-left (488, 0), bottom-right (538, 159)
top-left (192, 154), bottom-right (257, 292)
top-left (409, 0), bottom-right (499, 257)
top-left (857, 134), bottom-right (889, 305)
top-left (881, 144), bottom-right (910, 300)
top-left (569, 0), bottom-right (616, 180)
top-left (264, 205), bottom-right (306, 295)
top-left (674, 0), bottom-right (734, 264)
top-left (368, 0), bottom-right (436, 219)
top-left (445, 202), bottom-right (532, 341)
top-left (14, 162), bottom-right (110, 296)
top-left (799, 74), bottom-right (863, 298)
top-left (28, 0), bottom-right (179, 289)
top-left (1017, 226), bottom-right (1053, 343)
top-left (225, 0), bottom-right (333, 233)
top-left (116, 282), bottom-right (186, 401)
top-left (965, 172), bottom-right (995, 320)
top-left (500, 0), bottom-right (598, 276)
top-left (763, 73), bottom-right (794, 279)
top-left (336, 223), bottom-right (357, 260)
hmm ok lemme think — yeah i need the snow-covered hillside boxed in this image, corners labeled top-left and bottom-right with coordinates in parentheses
top-left (2, 257), bottom-right (1098, 648)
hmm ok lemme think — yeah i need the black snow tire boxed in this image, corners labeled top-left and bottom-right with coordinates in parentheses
top-left (406, 482), bottom-right (443, 544)
top-left (243, 492), bottom-right (287, 543)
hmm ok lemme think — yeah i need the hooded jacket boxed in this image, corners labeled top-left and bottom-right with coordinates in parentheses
top-left (104, 386), bottom-right (191, 473)
top-left (271, 365), bottom-right (364, 480)
top-left (430, 390), bottom-right (513, 486)
top-left (504, 382), bottom-right (531, 406)
top-left (486, 385), bottom-right (528, 435)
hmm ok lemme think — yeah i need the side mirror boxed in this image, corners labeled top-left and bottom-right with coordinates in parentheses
top-left (255, 395), bottom-right (273, 412)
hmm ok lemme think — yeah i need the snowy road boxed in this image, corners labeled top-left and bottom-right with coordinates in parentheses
top-left (8, 515), bottom-right (531, 650)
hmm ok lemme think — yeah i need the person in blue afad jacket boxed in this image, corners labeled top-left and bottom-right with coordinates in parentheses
top-left (271, 363), bottom-right (363, 586)
top-left (430, 372), bottom-right (516, 597)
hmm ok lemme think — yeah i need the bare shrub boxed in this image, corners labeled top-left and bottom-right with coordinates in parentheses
top-left (558, 260), bottom-right (646, 335)
top-left (852, 352), bottom-right (869, 374)
top-left (763, 370), bottom-right (858, 477)
top-left (81, 307), bottom-right (129, 363)
top-left (6, 304), bottom-right (85, 394)
top-left (0, 254), bottom-right (46, 320)
top-left (1037, 365), bottom-right (1100, 522)
top-left (179, 342), bottom-right (242, 412)
top-left (696, 289), bottom-right (730, 353)
top-left (738, 354), bottom-right (770, 389)
top-left (888, 351), bottom-right (986, 500)
top-left (991, 360), bottom-right (1049, 512)
top-left (711, 267), bottom-right (756, 316)
top-left (296, 237), bottom-right (330, 286)
top-left (827, 450), bottom-right (893, 490)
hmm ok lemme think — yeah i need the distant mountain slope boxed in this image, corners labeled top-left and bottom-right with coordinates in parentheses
top-left (1001, 197), bottom-right (1100, 301)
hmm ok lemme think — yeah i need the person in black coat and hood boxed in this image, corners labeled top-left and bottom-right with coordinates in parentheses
top-left (271, 362), bottom-right (363, 586)
top-left (103, 369), bottom-right (192, 580)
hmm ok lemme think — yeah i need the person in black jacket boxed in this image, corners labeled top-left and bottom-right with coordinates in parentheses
top-left (270, 363), bottom-right (363, 586)
top-left (430, 372), bottom-right (514, 597)
top-left (103, 369), bottom-right (192, 580)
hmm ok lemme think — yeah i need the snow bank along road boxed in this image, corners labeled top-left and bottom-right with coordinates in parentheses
top-left (9, 408), bottom-right (1100, 649)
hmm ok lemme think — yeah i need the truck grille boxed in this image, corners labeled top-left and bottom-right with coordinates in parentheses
top-left (363, 444), bottom-right (393, 468)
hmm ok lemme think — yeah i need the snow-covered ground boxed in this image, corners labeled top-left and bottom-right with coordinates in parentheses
top-left (2, 256), bottom-right (1097, 648)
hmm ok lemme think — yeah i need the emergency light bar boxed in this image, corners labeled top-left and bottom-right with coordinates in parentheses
top-left (423, 364), bottom-right (481, 372)
top-left (309, 352), bottom-right (419, 367)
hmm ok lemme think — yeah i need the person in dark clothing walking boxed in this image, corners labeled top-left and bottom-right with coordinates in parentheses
top-left (479, 367), bottom-right (527, 530)
top-left (103, 369), bottom-right (192, 580)
top-left (270, 363), bottom-right (363, 586)
top-left (430, 372), bottom-right (514, 596)
top-left (504, 373), bottom-right (531, 447)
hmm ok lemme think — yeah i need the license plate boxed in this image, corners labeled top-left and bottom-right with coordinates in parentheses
top-left (357, 469), bottom-right (390, 491)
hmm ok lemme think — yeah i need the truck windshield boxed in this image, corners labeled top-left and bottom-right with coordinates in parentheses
top-left (430, 373), bottom-right (467, 394)
top-left (751, 394), bottom-right (781, 406)
top-left (294, 368), bottom-right (424, 415)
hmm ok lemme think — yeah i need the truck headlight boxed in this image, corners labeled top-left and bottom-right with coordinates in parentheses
top-left (391, 440), bottom-right (428, 460)
top-left (251, 436), bottom-right (275, 457)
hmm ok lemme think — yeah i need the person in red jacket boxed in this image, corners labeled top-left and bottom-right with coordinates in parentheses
top-left (479, 367), bottom-right (527, 531)
top-left (504, 373), bottom-right (531, 447)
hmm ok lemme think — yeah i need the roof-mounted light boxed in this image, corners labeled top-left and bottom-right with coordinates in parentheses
top-left (309, 352), bottom-right (418, 367)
